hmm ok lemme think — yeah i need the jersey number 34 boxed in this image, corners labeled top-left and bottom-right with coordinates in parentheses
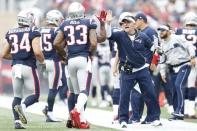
top-left (9, 33), bottom-right (30, 54)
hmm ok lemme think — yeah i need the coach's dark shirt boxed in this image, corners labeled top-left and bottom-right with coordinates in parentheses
top-left (108, 28), bottom-right (152, 68)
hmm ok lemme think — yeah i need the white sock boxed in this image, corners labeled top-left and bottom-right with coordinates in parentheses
top-left (47, 111), bottom-right (53, 116)
top-left (75, 93), bottom-right (88, 112)
top-left (80, 107), bottom-right (86, 123)
top-left (188, 100), bottom-right (195, 116)
top-left (113, 105), bottom-right (119, 117)
top-left (21, 103), bottom-right (26, 113)
top-left (64, 99), bottom-right (68, 105)
top-left (15, 120), bottom-right (21, 123)
top-left (184, 100), bottom-right (189, 115)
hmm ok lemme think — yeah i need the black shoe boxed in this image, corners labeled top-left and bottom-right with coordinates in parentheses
top-left (168, 115), bottom-right (184, 121)
top-left (15, 122), bottom-right (25, 129)
top-left (141, 120), bottom-right (151, 124)
top-left (42, 106), bottom-right (48, 117)
top-left (66, 120), bottom-right (73, 128)
top-left (14, 105), bottom-right (27, 124)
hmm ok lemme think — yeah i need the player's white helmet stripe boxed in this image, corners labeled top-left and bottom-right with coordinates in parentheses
top-left (46, 10), bottom-right (64, 26)
top-left (17, 10), bottom-right (35, 26)
top-left (67, 2), bottom-right (85, 19)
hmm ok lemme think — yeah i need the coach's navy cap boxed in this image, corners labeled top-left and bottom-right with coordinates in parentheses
top-left (135, 12), bottom-right (147, 22)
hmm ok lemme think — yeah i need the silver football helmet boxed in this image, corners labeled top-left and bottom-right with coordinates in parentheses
top-left (67, 2), bottom-right (85, 19)
top-left (17, 10), bottom-right (35, 26)
top-left (46, 10), bottom-right (64, 26)
top-left (184, 12), bottom-right (197, 25)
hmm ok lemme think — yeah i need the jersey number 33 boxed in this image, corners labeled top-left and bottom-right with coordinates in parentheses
top-left (64, 25), bottom-right (87, 45)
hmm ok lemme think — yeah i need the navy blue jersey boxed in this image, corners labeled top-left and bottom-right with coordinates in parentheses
top-left (59, 18), bottom-right (97, 59)
top-left (5, 26), bottom-right (41, 68)
top-left (108, 28), bottom-right (151, 68)
top-left (40, 27), bottom-right (60, 61)
top-left (140, 26), bottom-right (158, 64)
top-left (96, 43), bottom-right (111, 67)
top-left (175, 28), bottom-right (197, 56)
top-left (175, 28), bottom-right (197, 46)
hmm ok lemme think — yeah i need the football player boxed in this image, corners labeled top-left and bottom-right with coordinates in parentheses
top-left (40, 9), bottom-right (64, 122)
top-left (175, 11), bottom-right (197, 119)
top-left (110, 41), bottom-right (121, 124)
top-left (158, 24), bottom-right (196, 120)
top-left (54, 2), bottom-right (107, 129)
top-left (96, 40), bottom-right (112, 108)
top-left (54, 2), bottom-right (97, 129)
top-left (2, 10), bottom-right (45, 129)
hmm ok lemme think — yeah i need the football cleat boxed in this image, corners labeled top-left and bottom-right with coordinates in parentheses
top-left (14, 105), bottom-right (27, 124)
top-left (46, 116), bottom-right (61, 122)
top-left (168, 115), bottom-right (184, 121)
top-left (141, 120), bottom-right (151, 124)
top-left (70, 108), bottom-right (81, 128)
top-left (128, 119), bottom-right (140, 124)
top-left (120, 121), bottom-right (127, 128)
top-left (79, 121), bottom-right (90, 129)
top-left (66, 120), bottom-right (73, 128)
top-left (42, 106), bottom-right (48, 117)
top-left (15, 121), bottom-right (25, 129)
top-left (151, 120), bottom-right (162, 127)
top-left (172, 112), bottom-right (184, 117)
top-left (43, 106), bottom-right (61, 122)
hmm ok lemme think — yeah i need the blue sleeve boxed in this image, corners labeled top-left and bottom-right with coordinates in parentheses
top-left (59, 22), bottom-right (65, 32)
top-left (30, 27), bottom-right (41, 40)
top-left (88, 19), bottom-right (97, 29)
top-left (108, 28), bottom-right (122, 42)
top-left (54, 27), bottom-right (59, 37)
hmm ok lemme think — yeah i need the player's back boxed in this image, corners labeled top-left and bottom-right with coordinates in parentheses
top-left (175, 28), bottom-right (197, 46)
top-left (5, 26), bottom-right (40, 68)
top-left (40, 27), bottom-right (60, 61)
top-left (60, 18), bottom-right (97, 59)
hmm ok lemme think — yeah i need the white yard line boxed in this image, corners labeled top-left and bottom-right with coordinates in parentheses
top-left (0, 96), bottom-right (197, 131)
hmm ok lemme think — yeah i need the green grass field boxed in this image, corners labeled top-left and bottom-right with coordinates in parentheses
top-left (0, 108), bottom-right (117, 131)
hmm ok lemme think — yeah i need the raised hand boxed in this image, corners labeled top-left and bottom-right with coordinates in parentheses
top-left (96, 10), bottom-right (107, 22)
top-left (105, 10), bottom-right (114, 24)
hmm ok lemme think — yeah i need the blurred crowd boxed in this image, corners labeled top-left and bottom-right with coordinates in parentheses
top-left (44, 0), bottom-right (197, 28)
